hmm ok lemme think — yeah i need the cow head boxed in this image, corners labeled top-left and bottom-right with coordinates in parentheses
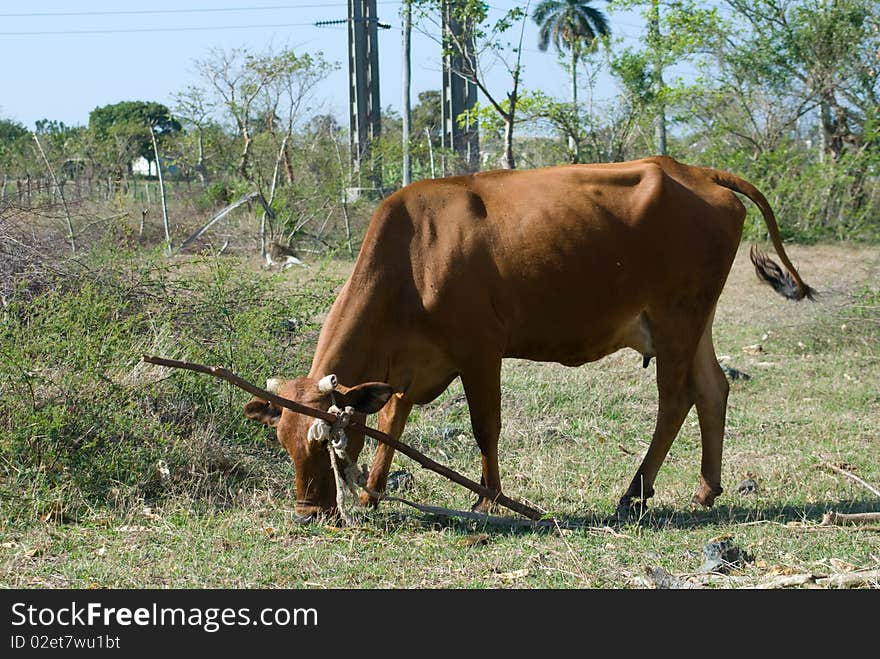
top-left (243, 374), bottom-right (393, 522)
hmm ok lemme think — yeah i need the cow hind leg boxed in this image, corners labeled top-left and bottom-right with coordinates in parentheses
top-left (690, 322), bottom-right (729, 507)
top-left (359, 395), bottom-right (413, 508)
top-left (460, 358), bottom-right (503, 513)
top-left (619, 323), bottom-right (700, 514)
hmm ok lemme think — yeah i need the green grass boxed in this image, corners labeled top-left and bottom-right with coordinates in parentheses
top-left (1, 242), bottom-right (878, 588)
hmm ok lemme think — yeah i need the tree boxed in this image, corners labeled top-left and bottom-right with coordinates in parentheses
top-left (415, 0), bottom-right (531, 169)
top-left (412, 90), bottom-right (443, 145)
top-left (608, 1), bottom-right (721, 156)
top-left (256, 50), bottom-right (336, 189)
top-left (720, 0), bottom-right (878, 162)
top-left (89, 101), bottom-right (180, 165)
top-left (193, 46), bottom-right (335, 182)
top-left (173, 86), bottom-right (215, 186)
top-left (0, 119), bottom-right (30, 180)
top-left (533, 0), bottom-right (610, 161)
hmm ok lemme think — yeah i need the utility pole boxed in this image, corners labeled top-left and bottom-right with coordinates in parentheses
top-left (402, 0), bottom-right (412, 186)
top-left (441, 1), bottom-right (479, 174)
top-left (318, 4), bottom-right (388, 193)
top-left (347, 0), bottom-right (382, 190)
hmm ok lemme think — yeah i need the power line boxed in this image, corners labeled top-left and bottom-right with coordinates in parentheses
top-left (0, 22), bottom-right (327, 37)
top-left (0, 2), bottom-right (399, 19)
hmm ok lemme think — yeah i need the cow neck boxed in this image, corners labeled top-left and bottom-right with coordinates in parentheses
top-left (308, 272), bottom-right (391, 388)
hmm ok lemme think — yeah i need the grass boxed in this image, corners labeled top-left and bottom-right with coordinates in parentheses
top-left (1, 238), bottom-right (878, 589)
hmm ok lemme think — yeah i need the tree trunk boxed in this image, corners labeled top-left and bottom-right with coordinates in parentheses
top-left (281, 143), bottom-right (294, 185)
top-left (262, 133), bottom-right (289, 263)
top-left (503, 116), bottom-right (515, 169)
top-left (196, 131), bottom-right (208, 187)
top-left (425, 127), bottom-right (435, 178)
top-left (238, 128), bottom-right (252, 180)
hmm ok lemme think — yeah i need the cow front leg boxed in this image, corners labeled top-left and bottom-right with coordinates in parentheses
top-left (460, 359), bottom-right (503, 513)
top-left (619, 353), bottom-right (695, 515)
top-left (359, 394), bottom-right (413, 508)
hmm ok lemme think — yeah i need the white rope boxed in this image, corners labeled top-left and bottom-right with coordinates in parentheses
top-left (307, 404), bottom-right (353, 458)
top-left (306, 390), bottom-right (361, 524)
top-left (328, 447), bottom-right (356, 526)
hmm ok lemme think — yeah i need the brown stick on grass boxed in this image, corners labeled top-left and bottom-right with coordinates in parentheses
top-left (821, 511), bottom-right (880, 526)
top-left (141, 355), bottom-right (545, 520)
top-left (821, 461), bottom-right (880, 499)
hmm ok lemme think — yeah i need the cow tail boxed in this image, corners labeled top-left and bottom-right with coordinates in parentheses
top-left (708, 169), bottom-right (816, 301)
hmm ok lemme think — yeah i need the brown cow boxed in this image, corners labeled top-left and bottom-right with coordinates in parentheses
top-left (245, 156), bottom-right (813, 521)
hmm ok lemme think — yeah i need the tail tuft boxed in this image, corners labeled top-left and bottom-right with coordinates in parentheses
top-left (749, 244), bottom-right (817, 301)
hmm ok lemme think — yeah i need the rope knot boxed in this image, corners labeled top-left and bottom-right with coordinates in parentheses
top-left (306, 403), bottom-right (354, 459)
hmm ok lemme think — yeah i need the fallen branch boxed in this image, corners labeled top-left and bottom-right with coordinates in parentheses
top-left (141, 355), bottom-right (544, 520)
top-left (748, 574), bottom-right (820, 589)
top-left (816, 569), bottom-right (880, 589)
top-left (821, 461), bottom-right (880, 499)
top-left (821, 511), bottom-right (880, 526)
top-left (747, 569), bottom-right (880, 589)
top-left (177, 191), bottom-right (274, 253)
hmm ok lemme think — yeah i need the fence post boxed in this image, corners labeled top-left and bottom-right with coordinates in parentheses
top-left (149, 124), bottom-right (172, 254)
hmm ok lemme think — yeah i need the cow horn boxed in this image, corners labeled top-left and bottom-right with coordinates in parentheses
top-left (317, 374), bottom-right (338, 393)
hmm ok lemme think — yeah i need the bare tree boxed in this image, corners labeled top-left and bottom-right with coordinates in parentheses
top-left (173, 85), bottom-right (215, 187)
top-left (255, 50), bottom-right (335, 260)
top-left (194, 47), bottom-right (276, 181)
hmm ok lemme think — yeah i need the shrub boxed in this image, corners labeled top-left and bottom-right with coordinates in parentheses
top-left (0, 246), bottom-right (341, 522)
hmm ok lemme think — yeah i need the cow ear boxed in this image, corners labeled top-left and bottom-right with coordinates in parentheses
top-left (244, 399), bottom-right (283, 427)
top-left (342, 383), bottom-right (394, 414)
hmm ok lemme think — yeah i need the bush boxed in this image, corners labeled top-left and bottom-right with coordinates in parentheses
top-left (0, 246), bottom-right (341, 522)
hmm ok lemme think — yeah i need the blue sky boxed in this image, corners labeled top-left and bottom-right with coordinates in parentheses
top-left (0, 1), bottom-right (652, 130)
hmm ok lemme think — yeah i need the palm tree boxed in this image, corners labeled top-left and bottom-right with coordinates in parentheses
top-left (533, 0), bottom-right (610, 161)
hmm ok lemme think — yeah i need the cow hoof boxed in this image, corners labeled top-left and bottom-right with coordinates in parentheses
top-left (692, 483), bottom-right (723, 508)
top-left (471, 497), bottom-right (500, 515)
top-left (615, 495), bottom-right (649, 520)
top-left (293, 513), bottom-right (316, 525)
top-left (358, 491), bottom-right (380, 509)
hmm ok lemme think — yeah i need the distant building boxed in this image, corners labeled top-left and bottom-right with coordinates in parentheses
top-left (131, 156), bottom-right (158, 177)
top-left (131, 156), bottom-right (178, 177)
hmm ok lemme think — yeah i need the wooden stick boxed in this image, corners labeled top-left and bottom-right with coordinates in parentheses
top-left (816, 569), bottom-right (880, 589)
top-left (746, 570), bottom-right (880, 589)
top-left (141, 355), bottom-right (544, 520)
top-left (822, 461), bottom-right (880, 498)
top-left (821, 511), bottom-right (880, 526)
top-left (748, 574), bottom-right (819, 589)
